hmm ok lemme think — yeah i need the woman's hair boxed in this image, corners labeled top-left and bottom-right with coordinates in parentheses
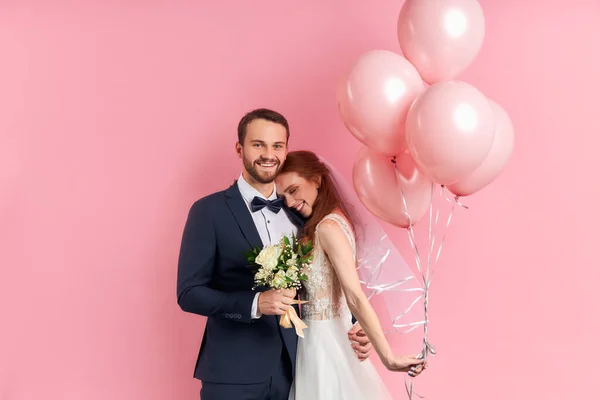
top-left (279, 151), bottom-right (355, 243)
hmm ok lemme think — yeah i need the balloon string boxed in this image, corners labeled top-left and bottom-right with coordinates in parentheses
top-left (394, 162), bottom-right (433, 359)
top-left (392, 161), bottom-right (468, 399)
top-left (427, 181), bottom-right (434, 283)
top-left (400, 184), bottom-right (434, 400)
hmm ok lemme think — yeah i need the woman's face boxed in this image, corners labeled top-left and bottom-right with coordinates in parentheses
top-left (275, 172), bottom-right (320, 218)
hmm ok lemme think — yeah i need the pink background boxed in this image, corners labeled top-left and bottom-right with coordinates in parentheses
top-left (1, 0), bottom-right (599, 398)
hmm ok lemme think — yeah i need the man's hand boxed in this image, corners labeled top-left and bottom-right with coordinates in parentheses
top-left (258, 289), bottom-right (296, 315)
top-left (348, 322), bottom-right (373, 361)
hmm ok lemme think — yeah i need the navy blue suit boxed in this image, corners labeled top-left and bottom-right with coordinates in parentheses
top-left (177, 183), bottom-right (304, 399)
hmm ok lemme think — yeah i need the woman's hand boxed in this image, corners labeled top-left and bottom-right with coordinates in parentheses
top-left (383, 354), bottom-right (426, 375)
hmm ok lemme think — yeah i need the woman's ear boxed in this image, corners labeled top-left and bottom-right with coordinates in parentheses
top-left (315, 175), bottom-right (323, 190)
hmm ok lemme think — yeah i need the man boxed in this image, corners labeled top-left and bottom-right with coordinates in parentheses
top-left (176, 108), bottom-right (373, 400)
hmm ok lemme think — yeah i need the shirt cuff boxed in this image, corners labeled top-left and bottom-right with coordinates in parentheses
top-left (251, 292), bottom-right (262, 319)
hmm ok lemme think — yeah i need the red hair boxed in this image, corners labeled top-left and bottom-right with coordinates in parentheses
top-left (279, 151), bottom-right (355, 243)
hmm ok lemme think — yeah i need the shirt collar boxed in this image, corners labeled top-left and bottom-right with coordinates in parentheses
top-left (237, 173), bottom-right (278, 206)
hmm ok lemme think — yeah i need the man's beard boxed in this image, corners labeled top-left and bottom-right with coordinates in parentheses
top-left (243, 156), bottom-right (282, 184)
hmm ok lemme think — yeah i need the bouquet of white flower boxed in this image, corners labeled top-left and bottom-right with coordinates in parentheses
top-left (246, 235), bottom-right (312, 291)
top-left (245, 235), bottom-right (313, 337)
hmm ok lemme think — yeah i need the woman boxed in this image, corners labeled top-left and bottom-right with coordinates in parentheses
top-left (275, 151), bottom-right (425, 400)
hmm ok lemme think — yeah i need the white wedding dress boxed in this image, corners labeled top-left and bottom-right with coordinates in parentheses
top-left (288, 213), bottom-right (392, 400)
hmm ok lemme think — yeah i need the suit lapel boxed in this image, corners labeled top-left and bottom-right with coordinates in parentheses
top-left (225, 183), bottom-right (263, 250)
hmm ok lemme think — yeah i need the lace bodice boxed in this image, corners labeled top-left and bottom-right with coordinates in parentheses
top-left (301, 213), bottom-right (355, 320)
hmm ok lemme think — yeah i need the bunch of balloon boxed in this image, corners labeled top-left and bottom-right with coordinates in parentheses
top-left (337, 1), bottom-right (514, 397)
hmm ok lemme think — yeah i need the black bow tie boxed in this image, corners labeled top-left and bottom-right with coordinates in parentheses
top-left (251, 197), bottom-right (285, 214)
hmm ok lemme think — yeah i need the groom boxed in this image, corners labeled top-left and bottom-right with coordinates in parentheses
top-left (176, 108), bottom-right (373, 400)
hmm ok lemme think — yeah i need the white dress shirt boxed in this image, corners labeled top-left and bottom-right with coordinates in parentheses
top-left (237, 173), bottom-right (299, 319)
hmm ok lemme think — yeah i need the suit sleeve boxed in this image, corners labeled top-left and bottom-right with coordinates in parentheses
top-left (176, 199), bottom-right (256, 323)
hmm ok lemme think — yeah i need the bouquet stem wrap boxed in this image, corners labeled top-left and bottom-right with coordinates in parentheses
top-left (280, 299), bottom-right (309, 337)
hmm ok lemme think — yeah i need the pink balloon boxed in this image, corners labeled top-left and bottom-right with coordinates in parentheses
top-left (405, 81), bottom-right (495, 185)
top-left (338, 50), bottom-right (425, 156)
top-left (397, 0), bottom-right (485, 84)
top-left (352, 147), bottom-right (433, 228)
top-left (448, 100), bottom-right (514, 196)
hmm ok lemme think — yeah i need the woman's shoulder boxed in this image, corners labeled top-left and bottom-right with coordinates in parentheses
top-left (316, 211), bottom-right (356, 255)
top-left (317, 210), bottom-right (353, 238)
top-left (318, 210), bottom-right (350, 227)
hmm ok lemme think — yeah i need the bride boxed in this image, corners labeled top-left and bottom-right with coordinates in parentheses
top-left (275, 151), bottom-right (426, 400)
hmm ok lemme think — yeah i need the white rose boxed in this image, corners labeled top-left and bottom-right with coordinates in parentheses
top-left (254, 268), bottom-right (271, 282)
top-left (255, 245), bottom-right (282, 270)
top-left (285, 267), bottom-right (298, 281)
top-left (285, 254), bottom-right (298, 267)
top-left (271, 270), bottom-right (287, 289)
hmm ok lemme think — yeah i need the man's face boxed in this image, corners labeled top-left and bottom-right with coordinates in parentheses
top-left (237, 119), bottom-right (288, 184)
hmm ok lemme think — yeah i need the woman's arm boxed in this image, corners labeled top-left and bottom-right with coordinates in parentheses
top-left (318, 218), bottom-right (424, 372)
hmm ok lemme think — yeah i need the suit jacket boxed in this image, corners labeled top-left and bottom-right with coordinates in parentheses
top-left (176, 183), bottom-right (303, 384)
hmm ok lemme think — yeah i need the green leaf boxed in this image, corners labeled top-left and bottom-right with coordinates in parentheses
top-left (283, 236), bottom-right (290, 246)
top-left (244, 246), bottom-right (260, 259)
